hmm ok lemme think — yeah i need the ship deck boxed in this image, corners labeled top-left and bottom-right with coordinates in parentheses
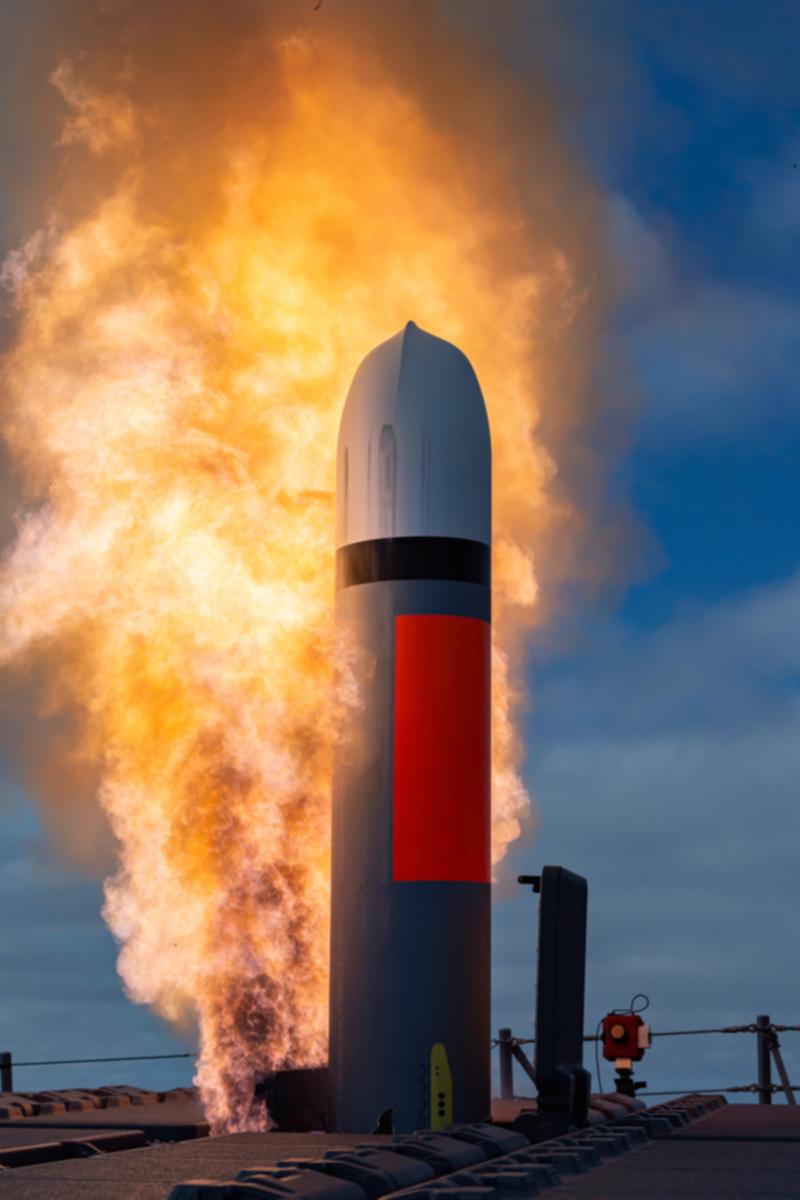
top-left (2, 1099), bottom-right (800, 1198)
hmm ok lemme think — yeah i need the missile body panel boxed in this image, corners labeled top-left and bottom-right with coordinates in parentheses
top-left (330, 322), bottom-right (491, 1133)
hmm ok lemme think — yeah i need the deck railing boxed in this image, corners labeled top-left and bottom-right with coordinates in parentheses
top-left (0, 1051), bottom-right (194, 1094)
top-left (3, 1015), bottom-right (799, 1107)
top-left (494, 1014), bottom-right (800, 1105)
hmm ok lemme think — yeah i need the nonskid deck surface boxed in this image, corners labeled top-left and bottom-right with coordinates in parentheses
top-left (547, 1104), bottom-right (800, 1198)
top-left (0, 1132), bottom-right (387, 1200)
top-left (2, 1098), bottom-right (800, 1199)
top-left (0, 1099), bottom-right (209, 1144)
top-left (0, 1086), bottom-right (200, 1120)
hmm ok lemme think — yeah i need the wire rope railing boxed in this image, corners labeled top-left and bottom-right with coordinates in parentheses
top-left (0, 1050), bottom-right (195, 1093)
top-left (494, 1014), bottom-right (799, 1106)
top-left (3, 1015), bottom-right (799, 1107)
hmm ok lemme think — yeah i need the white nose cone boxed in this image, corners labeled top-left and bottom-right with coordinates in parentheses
top-left (336, 322), bottom-right (491, 549)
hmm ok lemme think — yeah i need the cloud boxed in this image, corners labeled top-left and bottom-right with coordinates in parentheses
top-left (607, 195), bottom-right (673, 309)
top-left (493, 571), bottom-right (800, 1098)
top-left (607, 195), bottom-right (800, 441)
top-left (619, 0), bottom-right (800, 112)
top-left (746, 140), bottom-right (800, 244)
top-left (634, 283), bottom-right (800, 437)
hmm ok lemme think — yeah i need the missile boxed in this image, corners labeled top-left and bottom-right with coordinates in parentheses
top-left (329, 321), bottom-right (491, 1133)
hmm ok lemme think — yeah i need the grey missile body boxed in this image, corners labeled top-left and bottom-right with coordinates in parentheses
top-left (329, 321), bottom-right (491, 1133)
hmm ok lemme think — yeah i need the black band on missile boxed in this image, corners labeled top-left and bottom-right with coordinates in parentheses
top-left (337, 536), bottom-right (490, 589)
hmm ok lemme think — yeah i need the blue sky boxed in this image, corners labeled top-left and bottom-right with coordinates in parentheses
top-left (2, 1), bottom-right (799, 1105)
top-left (493, 0), bottom-right (800, 1102)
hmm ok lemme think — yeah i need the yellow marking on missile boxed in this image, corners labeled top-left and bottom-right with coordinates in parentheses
top-left (430, 1042), bottom-right (453, 1130)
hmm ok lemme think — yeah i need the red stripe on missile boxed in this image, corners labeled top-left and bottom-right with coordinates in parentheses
top-left (393, 614), bottom-right (490, 883)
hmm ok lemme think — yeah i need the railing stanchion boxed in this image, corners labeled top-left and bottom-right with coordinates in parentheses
top-left (757, 1014), bottom-right (772, 1105)
top-left (0, 1052), bottom-right (13, 1093)
top-left (498, 1027), bottom-right (514, 1099)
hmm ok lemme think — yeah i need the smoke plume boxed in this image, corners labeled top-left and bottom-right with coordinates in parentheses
top-left (0, 0), bottom-right (629, 1130)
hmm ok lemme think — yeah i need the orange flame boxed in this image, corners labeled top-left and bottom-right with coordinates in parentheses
top-left (1, 11), bottom-right (612, 1132)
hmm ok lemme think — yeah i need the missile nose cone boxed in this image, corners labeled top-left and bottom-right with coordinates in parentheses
top-left (337, 322), bottom-right (491, 548)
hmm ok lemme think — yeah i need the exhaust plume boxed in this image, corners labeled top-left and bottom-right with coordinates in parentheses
top-left (0, 0), bottom-right (626, 1131)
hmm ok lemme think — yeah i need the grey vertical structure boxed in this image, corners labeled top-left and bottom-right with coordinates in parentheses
top-left (330, 322), bottom-right (492, 1134)
top-left (533, 866), bottom-right (590, 1136)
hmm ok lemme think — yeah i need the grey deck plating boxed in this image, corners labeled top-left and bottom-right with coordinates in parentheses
top-left (4, 1098), bottom-right (799, 1199)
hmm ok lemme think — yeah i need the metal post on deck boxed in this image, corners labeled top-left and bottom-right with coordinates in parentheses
top-left (0, 1052), bottom-right (12, 1093)
top-left (527, 867), bottom-right (590, 1136)
top-left (498, 1028), bottom-right (514, 1099)
top-left (756, 1015), bottom-right (772, 1105)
